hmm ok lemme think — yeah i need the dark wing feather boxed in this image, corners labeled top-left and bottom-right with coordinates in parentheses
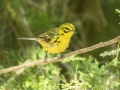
top-left (36, 28), bottom-right (59, 43)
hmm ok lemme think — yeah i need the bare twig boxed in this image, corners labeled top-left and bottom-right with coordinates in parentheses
top-left (0, 36), bottom-right (120, 74)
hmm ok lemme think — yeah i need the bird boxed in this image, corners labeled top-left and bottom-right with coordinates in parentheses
top-left (18, 23), bottom-right (75, 62)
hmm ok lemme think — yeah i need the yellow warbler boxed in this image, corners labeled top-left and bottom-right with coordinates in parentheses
top-left (18, 23), bottom-right (75, 61)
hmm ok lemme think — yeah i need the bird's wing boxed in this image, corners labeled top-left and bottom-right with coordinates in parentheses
top-left (36, 28), bottom-right (59, 43)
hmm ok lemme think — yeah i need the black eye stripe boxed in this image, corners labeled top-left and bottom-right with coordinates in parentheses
top-left (63, 29), bottom-right (69, 33)
top-left (65, 27), bottom-right (70, 30)
top-left (62, 27), bottom-right (71, 33)
top-left (65, 27), bottom-right (69, 30)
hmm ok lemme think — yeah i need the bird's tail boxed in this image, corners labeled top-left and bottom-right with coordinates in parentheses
top-left (18, 37), bottom-right (36, 41)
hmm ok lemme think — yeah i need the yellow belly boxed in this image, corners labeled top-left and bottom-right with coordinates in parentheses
top-left (38, 32), bottom-right (73, 53)
top-left (43, 38), bottom-right (70, 53)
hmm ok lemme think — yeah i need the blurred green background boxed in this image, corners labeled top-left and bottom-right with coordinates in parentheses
top-left (0, 0), bottom-right (120, 89)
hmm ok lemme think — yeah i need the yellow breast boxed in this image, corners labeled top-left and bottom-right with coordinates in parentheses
top-left (36, 23), bottom-right (75, 53)
top-left (41, 32), bottom-right (74, 53)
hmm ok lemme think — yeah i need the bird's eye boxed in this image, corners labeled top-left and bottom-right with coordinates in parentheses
top-left (65, 27), bottom-right (69, 30)
top-left (63, 29), bottom-right (69, 33)
top-left (63, 27), bottom-right (70, 33)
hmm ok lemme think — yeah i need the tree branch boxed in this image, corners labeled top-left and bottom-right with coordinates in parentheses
top-left (0, 36), bottom-right (120, 74)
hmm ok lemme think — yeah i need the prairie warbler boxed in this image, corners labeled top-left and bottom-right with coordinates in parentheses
top-left (18, 23), bottom-right (75, 61)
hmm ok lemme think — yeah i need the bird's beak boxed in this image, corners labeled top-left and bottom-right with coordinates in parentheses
top-left (72, 30), bottom-right (77, 33)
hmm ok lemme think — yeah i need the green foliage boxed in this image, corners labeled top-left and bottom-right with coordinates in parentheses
top-left (21, 64), bottom-right (61, 90)
top-left (60, 49), bottom-right (120, 90)
top-left (1, 45), bottom-right (120, 90)
top-left (0, 1), bottom-right (120, 90)
top-left (115, 9), bottom-right (120, 14)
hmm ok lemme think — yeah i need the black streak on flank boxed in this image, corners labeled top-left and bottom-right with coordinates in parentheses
top-left (61, 33), bottom-right (64, 35)
top-left (58, 33), bottom-right (64, 35)
top-left (53, 37), bottom-right (59, 43)
top-left (57, 41), bottom-right (60, 43)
